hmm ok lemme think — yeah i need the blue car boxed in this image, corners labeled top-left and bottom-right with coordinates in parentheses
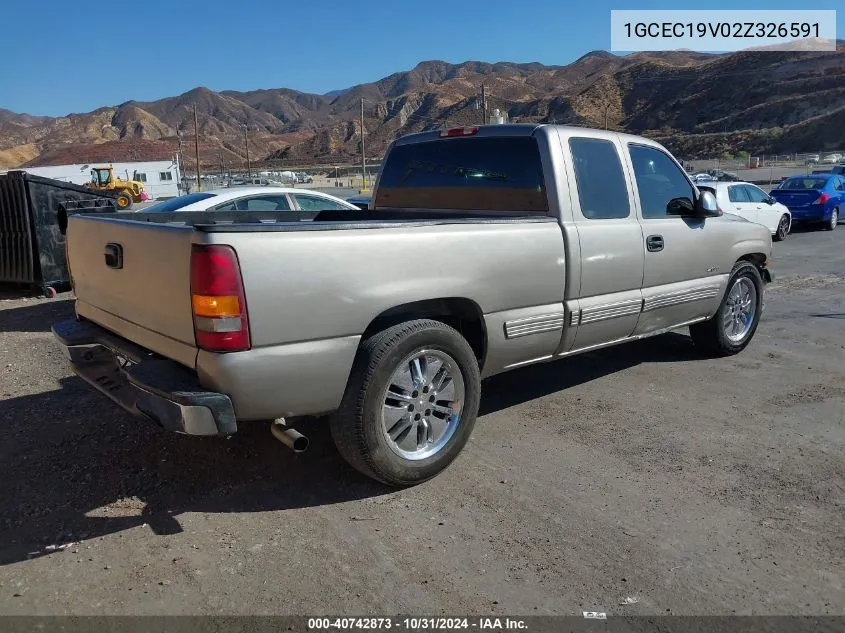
top-left (770, 174), bottom-right (845, 231)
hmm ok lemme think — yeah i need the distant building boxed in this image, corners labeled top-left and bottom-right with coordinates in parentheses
top-left (1, 159), bottom-right (181, 199)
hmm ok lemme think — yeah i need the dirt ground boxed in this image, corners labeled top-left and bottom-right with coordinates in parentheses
top-left (0, 226), bottom-right (842, 617)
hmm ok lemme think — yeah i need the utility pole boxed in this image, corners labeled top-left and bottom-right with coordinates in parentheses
top-left (176, 129), bottom-right (186, 193)
top-left (360, 97), bottom-right (367, 191)
top-left (603, 102), bottom-right (612, 130)
top-left (193, 104), bottom-right (202, 192)
top-left (243, 125), bottom-right (252, 180)
top-left (481, 83), bottom-right (488, 125)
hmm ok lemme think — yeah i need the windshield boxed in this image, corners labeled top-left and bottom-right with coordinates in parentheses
top-left (143, 192), bottom-right (217, 213)
top-left (779, 177), bottom-right (828, 190)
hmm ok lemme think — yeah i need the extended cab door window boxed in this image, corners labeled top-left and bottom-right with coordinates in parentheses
top-left (569, 137), bottom-right (630, 219)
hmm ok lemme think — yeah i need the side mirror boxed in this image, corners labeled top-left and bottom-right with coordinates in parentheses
top-left (666, 196), bottom-right (695, 216)
top-left (668, 192), bottom-right (721, 217)
top-left (694, 190), bottom-right (722, 217)
top-left (765, 197), bottom-right (776, 205)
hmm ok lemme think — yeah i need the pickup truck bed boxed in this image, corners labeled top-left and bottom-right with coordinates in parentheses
top-left (64, 210), bottom-right (567, 424)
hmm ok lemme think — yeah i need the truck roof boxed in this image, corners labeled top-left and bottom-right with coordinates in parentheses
top-left (392, 123), bottom-right (666, 152)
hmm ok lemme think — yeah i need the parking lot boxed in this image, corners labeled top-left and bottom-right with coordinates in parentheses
top-left (0, 226), bottom-right (842, 616)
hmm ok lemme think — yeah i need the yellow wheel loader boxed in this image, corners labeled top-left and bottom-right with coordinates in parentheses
top-left (86, 166), bottom-right (148, 210)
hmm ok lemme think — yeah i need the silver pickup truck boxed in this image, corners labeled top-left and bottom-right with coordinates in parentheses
top-left (53, 124), bottom-right (773, 486)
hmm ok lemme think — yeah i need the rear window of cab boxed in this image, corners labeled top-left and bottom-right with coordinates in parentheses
top-left (375, 137), bottom-right (548, 213)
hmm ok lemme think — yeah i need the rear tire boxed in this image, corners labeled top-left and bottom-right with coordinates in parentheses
top-left (330, 319), bottom-right (481, 487)
top-left (825, 208), bottom-right (838, 231)
top-left (116, 192), bottom-right (133, 210)
top-left (690, 261), bottom-right (763, 356)
top-left (773, 214), bottom-right (789, 241)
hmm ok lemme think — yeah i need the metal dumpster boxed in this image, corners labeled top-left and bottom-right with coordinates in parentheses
top-left (0, 170), bottom-right (118, 296)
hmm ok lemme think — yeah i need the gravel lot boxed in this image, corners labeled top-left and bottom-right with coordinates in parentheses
top-left (0, 225), bottom-right (842, 617)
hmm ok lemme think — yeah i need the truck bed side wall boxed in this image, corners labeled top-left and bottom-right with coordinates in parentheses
top-left (198, 220), bottom-right (567, 419)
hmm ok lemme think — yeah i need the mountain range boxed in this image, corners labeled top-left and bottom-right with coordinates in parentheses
top-left (1, 43), bottom-right (843, 169)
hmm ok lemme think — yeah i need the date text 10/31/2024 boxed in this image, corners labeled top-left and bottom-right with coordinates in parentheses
top-left (307, 618), bottom-right (528, 630)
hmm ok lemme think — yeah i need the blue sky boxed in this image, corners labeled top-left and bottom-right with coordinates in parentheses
top-left (1, 0), bottom-right (841, 116)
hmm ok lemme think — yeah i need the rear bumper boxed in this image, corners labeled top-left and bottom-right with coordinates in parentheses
top-left (787, 206), bottom-right (827, 221)
top-left (52, 319), bottom-right (237, 436)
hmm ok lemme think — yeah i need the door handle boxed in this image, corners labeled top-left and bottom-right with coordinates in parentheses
top-left (646, 234), bottom-right (664, 252)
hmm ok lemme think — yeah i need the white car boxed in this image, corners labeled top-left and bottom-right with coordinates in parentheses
top-left (821, 153), bottom-right (842, 164)
top-left (141, 187), bottom-right (358, 214)
top-left (702, 181), bottom-right (792, 241)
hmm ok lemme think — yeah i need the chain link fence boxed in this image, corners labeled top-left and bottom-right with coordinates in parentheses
top-left (681, 150), bottom-right (844, 173)
top-left (179, 163), bottom-right (383, 194)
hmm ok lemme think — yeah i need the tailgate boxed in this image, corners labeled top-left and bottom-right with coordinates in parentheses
top-left (66, 214), bottom-right (198, 366)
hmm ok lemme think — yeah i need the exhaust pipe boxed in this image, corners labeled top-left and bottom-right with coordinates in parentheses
top-left (271, 419), bottom-right (309, 453)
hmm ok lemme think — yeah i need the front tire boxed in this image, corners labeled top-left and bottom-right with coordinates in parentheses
top-left (825, 208), bottom-right (838, 231)
top-left (773, 214), bottom-right (789, 241)
top-left (690, 261), bottom-right (763, 356)
top-left (330, 319), bottom-right (481, 487)
top-left (115, 192), bottom-right (133, 210)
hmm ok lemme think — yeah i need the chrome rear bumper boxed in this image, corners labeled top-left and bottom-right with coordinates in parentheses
top-left (52, 319), bottom-right (237, 436)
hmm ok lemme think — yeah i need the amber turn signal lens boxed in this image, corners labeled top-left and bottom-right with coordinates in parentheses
top-left (191, 294), bottom-right (240, 318)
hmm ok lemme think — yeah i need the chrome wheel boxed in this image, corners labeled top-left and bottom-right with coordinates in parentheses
top-left (830, 209), bottom-right (839, 230)
top-left (776, 215), bottom-right (789, 240)
top-left (380, 349), bottom-right (465, 461)
top-left (722, 277), bottom-right (757, 343)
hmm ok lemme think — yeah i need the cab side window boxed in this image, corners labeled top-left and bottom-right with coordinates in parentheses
top-left (568, 137), bottom-right (630, 219)
top-left (628, 145), bottom-right (695, 219)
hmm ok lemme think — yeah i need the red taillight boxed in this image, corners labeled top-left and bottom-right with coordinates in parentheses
top-left (190, 244), bottom-right (250, 352)
top-left (440, 127), bottom-right (479, 137)
top-left (813, 193), bottom-right (830, 205)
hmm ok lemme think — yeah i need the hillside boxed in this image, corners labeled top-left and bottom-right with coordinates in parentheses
top-left (0, 45), bottom-right (842, 169)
